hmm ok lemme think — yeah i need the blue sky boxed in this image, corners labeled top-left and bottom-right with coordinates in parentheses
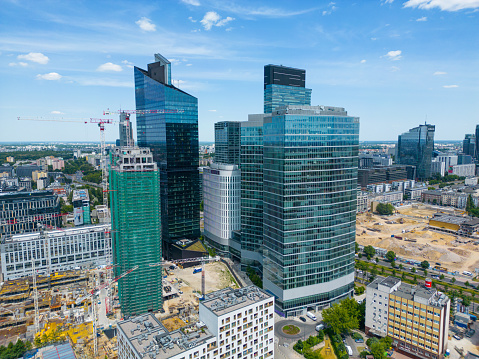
top-left (1, 0), bottom-right (478, 143)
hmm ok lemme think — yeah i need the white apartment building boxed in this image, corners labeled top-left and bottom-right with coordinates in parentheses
top-left (0, 224), bottom-right (111, 280)
top-left (431, 160), bottom-right (445, 177)
top-left (450, 164), bottom-right (476, 177)
top-left (357, 189), bottom-right (368, 213)
top-left (203, 163), bottom-right (241, 257)
top-left (199, 286), bottom-right (275, 359)
top-left (436, 154), bottom-right (458, 169)
top-left (117, 286), bottom-right (274, 359)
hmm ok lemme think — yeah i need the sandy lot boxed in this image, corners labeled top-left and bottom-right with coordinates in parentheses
top-left (356, 205), bottom-right (479, 272)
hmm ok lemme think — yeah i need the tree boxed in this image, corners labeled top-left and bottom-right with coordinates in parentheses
top-left (322, 299), bottom-right (359, 335)
top-left (413, 275), bottom-right (418, 284)
top-left (462, 296), bottom-right (471, 307)
top-left (375, 257), bottom-right (380, 263)
top-left (401, 272), bottom-right (406, 280)
top-left (440, 274), bottom-right (445, 280)
top-left (376, 203), bottom-right (394, 215)
top-left (466, 194), bottom-right (476, 215)
top-left (451, 277), bottom-right (456, 284)
top-left (390, 260), bottom-right (396, 268)
top-left (412, 267), bottom-right (416, 273)
top-left (385, 251), bottom-right (396, 262)
top-left (398, 264), bottom-right (403, 270)
top-left (363, 245), bottom-right (376, 260)
top-left (424, 269), bottom-right (428, 277)
top-left (392, 269), bottom-right (397, 277)
top-left (355, 242), bottom-right (359, 253)
top-left (420, 261), bottom-right (430, 270)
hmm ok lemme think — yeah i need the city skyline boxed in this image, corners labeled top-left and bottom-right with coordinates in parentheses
top-left (1, 0), bottom-right (478, 143)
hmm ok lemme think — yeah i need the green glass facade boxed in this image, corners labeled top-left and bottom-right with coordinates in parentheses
top-left (264, 84), bottom-right (312, 114)
top-left (262, 105), bottom-right (359, 315)
top-left (109, 148), bottom-right (162, 317)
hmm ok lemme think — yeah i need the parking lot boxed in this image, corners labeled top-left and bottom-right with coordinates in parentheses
top-left (449, 322), bottom-right (479, 358)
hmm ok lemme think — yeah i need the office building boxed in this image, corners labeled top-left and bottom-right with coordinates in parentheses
top-left (263, 65), bottom-right (311, 113)
top-left (135, 53), bottom-right (200, 258)
top-left (118, 112), bottom-right (135, 147)
top-left (117, 286), bottom-right (274, 359)
top-left (365, 276), bottom-right (450, 359)
top-left (215, 122), bottom-right (241, 165)
top-left (358, 165), bottom-right (409, 188)
top-left (16, 165), bottom-right (42, 178)
top-left (476, 125), bottom-right (479, 160)
top-left (72, 189), bottom-right (91, 226)
top-left (203, 163), bottom-right (241, 257)
top-left (109, 147), bottom-right (162, 316)
top-left (463, 134), bottom-right (476, 159)
top-left (431, 160), bottom-right (445, 177)
top-left (1, 224), bottom-right (110, 280)
top-left (0, 190), bottom-right (61, 238)
top-left (397, 124), bottom-right (435, 179)
top-left (262, 105), bottom-right (358, 315)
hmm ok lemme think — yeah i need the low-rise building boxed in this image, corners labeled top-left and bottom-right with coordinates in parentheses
top-left (404, 186), bottom-right (427, 200)
top-left (421, 190), bottom-right (442, 205)
top-left (357, 188), bottom-right (368, 213)
top-left (465, 177), bottom-right (478, 186)
top-left (449, 164), bottom-right (476, 177)
top-left (366, 276), bottom-right (450, 359)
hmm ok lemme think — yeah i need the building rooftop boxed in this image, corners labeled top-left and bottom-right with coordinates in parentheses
top-left (368, 276), bottom-right (401, 290)
top-left (5, 224), bottom-right (109, 243)
top-left (117, 313), bottom-right (215, 359)
top-left (431, 215), bottom-right (470, 225)
top-left (201, 285), bottom-right (272, 316)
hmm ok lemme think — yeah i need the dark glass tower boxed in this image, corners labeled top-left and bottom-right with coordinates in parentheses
top-left (135, 54), bottom-right (200, 258)
top-left (214, 121), bottom-right (241, 165)
top-left (264, 65), bottom-right (311, 113)
top-left (397, 124), bottom-right (435, 179)
top-left (262, 105), bottom-right (359, 315)
top-left (463, 134), bottom-right (476, 159)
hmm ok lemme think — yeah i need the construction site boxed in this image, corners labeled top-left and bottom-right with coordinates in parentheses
top-left (356, 204), bottom-right (479, 273)
top-left (0, 256), bottom-right (242, 359)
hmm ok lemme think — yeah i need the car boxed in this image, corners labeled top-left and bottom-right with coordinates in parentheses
top-left (453, 334), bottom-right (461, 340)
top-left (169, 265), bottom-right (175, 270)
top-left (299, 317), bottom-right (306, 322)
top-left (357, 299), bottom-right (363, 304)
top-left (355, 339), bottom-right (364, 343)
top-left (465, 330), bottom-right (475, 338)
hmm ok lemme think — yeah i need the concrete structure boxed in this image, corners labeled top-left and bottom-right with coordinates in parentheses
top-left (366, 276), bottom-right (450, 359)
top-left (369, 190), bottom-right (403, 206)
top-left (437, 154), bottom-right (458, 169)
top-left (404, 186), bottom-right (427, 200)
top-left (203, 163), bottom-right (241, 257)
top-left (465, 177), bottom-right (478, 186)
top-left (449, 164), bottom-right (476, 177)
top-left (32, 171), bottom-right (48, 181)
top-left (431, 160), bottom-right (445, 177)
top-left (118, 112), bottom-right (135, 147)
top-left (52, 159), bottom-right (65, 171)
top-left (1, 224), bottom-right (110, 280)
top-left (357, 188), bottom-right (368, 213)
top-left (72, 189), bottom-right (90, 226)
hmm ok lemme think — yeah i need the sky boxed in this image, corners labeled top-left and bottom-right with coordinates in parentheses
top-left (0, 0), bottom-right (478, 143)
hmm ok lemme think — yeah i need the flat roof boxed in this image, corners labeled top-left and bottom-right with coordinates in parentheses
top-left (201, 285), bottom-right (273, 316)
top-left (431, 215), bottom-right (469, 225)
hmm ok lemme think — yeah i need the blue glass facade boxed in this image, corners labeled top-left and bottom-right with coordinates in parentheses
top-left (397, 124), bottom-right (435, 179)
top-left (134, 57), bottom-right (200, 258)
top-left (264, 84), bottom-right (312, 114)
top-left (262, 106), bottom-right (359, 315)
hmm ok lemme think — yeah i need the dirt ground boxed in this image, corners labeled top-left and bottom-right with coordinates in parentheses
top-left (356, 205), bottom-right (479, 273)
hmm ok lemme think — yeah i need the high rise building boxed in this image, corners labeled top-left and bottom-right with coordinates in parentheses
top-left (476, 125), bottom-right (479, 160)
top-left (463, 134), bottom-right (476, 159)
top-left (263, 65), bottom-right (311, 113)
top-left (118, 112), bottom-right (135, 147)
top-left (109, 147), bottom-right (162, 316)
top-left (135, 54), bottom-right (200, 258)
top-left (262, 105), bottom-right (359, 315)
top-left (397, 124), bottom-right (435, 179)
top-left (214, 121), bottom-right (241, 165)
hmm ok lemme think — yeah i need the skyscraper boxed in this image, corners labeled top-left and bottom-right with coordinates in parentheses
top-left (262, 105), bottom-right (359, 315)
top-left (118, 112), bottom-right (134, 147)
top-left (263, 65), bottom-right (311, 113)
top-left (110, 147), bottom-right (162, 316)
top-left (463, 134), bottom-right (476, 159)
top-left (397, 124), bottom-right (435, 179)
top-left (214, 121), bottom-right (241, 165)
top-left (135, 54), bottom-right (200, 258)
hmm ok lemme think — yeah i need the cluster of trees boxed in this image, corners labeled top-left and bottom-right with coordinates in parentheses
top-left (246, 266), bottom-right (262, 288)
top-left (375, 203), bottom-right (394, 215)
top-left (33, 329), bottom-right (64, 348)
top-left (466, 195), bottom-right (479, 218)
top-left (0, 151), bottom-right (73, 165)
top-left (0, 340), bottom-right (32, 359)
top-left (360, 337), bottom-right (393, 359)
top-left (62, 158), bottom-right (102, 184)
top-left (363, 245), bottom-right (376, 260)
top-left (328, 332), bottom-right (351, 359)
top-left (428, 174), bottom-right (465, 185)
top-left (322, 297), bottom-right (365, 335)
top-left (293, 331), bottom-right (324, 359)
top-left (354, 285), bottom-right (365, 295)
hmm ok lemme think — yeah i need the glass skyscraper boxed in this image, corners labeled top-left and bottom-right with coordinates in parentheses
top-left (263, 65), bottom-right (311, 113)
top-left (397, 124), bottom-right (435, 179)
top-left (214, 121), bottom-right (241, 165)
top-left (135, 54), bottom-right (200, 258)
top-left (262, 105), bottom-right (359, 315)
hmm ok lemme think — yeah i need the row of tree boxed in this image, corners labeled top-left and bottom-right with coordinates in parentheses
top-left (0, 340), bottom-right (32, 359)
top-left (0, 151), bottom-right (73, 165)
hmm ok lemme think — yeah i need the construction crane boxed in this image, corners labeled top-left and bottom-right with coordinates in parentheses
top-left (75, 265), bottom-right (139, 357)
top-left (149, 256), bottom-right (220, 299)
top-left (103, 109), bottom-right (184, 115)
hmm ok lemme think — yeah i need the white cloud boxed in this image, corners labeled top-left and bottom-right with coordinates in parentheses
top-left (76, 78), bottom-right (134, 87)
top-left (360, 59), bottom-right (366, 63)
top-left (383, 0), bottom-right (394, 3)
top-left (403, 0), bottom-right (479, 11)
top-left (322, 2), bottom-right (337, 15)
top-left (186, 63), bottom-right (193, 66)
top-left (385, 50), bottom-right (402, 60)
top-left (97, 62), bottom-right (123, 72)
top-left (226, 27), bottom-right (233, 31)
top-left (51, 111), bottom-right (65, 115)
top-left (433, 71), bottom-right (447, 75)
top-left (208, 109), bottom-right (217, 112)
top-left (135, 17), bottom-right (156, 32)
top-left (443, 84), bottom-right (459, 88)
top-left (36, 72), bottom-right (62, 80)
top-left (416, 16), bottom-right (428, 21)
top-left (188, 16), bottom-right (197, 22)
top-left (121, 60), bottom-right (134, 69)
top-left (181, 0), bottom-right (200, 5)
top-left (200, 11), bottom-right (234, 30)
top-left (17, 52), bottom-right (49, 64)
top-left (9, 62), bottom-right (28, 67)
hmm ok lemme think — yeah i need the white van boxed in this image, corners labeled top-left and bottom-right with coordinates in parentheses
top-left (346, 345), bottom-right (353, 356)
top-left (463, 271), bottom-right (473, 277)
top-left (315, 324), bottom-right (324, 331)
top-left (307, 312), bottom-right (317, 321)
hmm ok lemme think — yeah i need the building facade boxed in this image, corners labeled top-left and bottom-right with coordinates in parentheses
top-left (214, 122), bottom-right (241, 165)
top-left (118, 112), bottom-right (135, 147)
top-left (72, 189), bottom-right (91, 226)
top-left (1, 224), bottom-right (110, 280)
top-left (262, 105), bottom-right (358, 315)
top-left (365, 276), bottom-right (450, 359)
top-left (109, 147), bottom-right (162, 316)
top-left (449, 164), bottom-right (475, 177)
top-left (135, 53), bottom-right (200, 258)
top-left (0, 190), bottom-right (61, 238)
top-left (263, 65), bottom-right (311, 113)
top-left (203, 163), bottom-right (241, 257)
top-left (463, 134), bottom-right (476, 159)
top-left (397, 124), bottom-right (435, 179)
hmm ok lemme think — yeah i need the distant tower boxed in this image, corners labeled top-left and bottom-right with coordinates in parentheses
top-left (109, 147), bottom-right (162, 316)
top-left (214, 121), bottom-right (241, 165)
top-left (397, 124), bottom-right (435, 179)
top-left (118, 113), bottom-right (134, 147)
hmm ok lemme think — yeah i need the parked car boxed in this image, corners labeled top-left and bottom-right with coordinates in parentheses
top-left (299, 317), bottom-right (306, 322)
top-left (355, 338), bottom-right (364, 343)
top-left (453, 334), bottom-right (461, 340)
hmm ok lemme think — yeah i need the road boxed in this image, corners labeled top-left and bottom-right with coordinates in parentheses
top-left (97, 288), bottom-right (115, 329)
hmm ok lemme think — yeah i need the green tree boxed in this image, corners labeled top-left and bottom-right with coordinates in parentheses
top-left (462, 296), bottom-right (471, 307)
top-left (355, 242), bottom-right (359, 253)
top-left (390, 260), bottom-right (396, 268)
top-left (420, 260), bottom-right (430, 270)
top-left (412, 267), bottom-right (416, 273)
top-left (376, 203), bottom-right (394, 215)
top-left (466, 194), bottom-right (476, 215)
top-left (363, 245), bottom-right (376, 260)
top-left (398, 264), bottom-right (403, 270)
top-left (385, 251), bottom-right (396, 262)
top-left (440, 274), bottom-right (445, 280)
top-left (451, 277), bottom-right (456, 284)
top-left (322, 300), bottom-right (359, 335)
